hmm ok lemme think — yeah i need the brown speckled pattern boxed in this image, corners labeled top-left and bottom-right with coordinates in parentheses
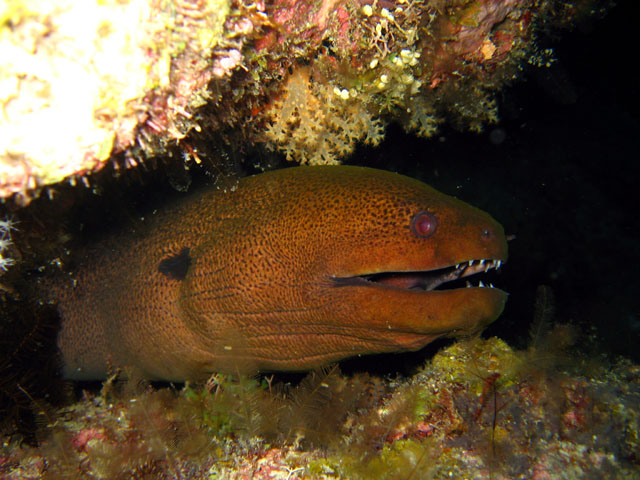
top-left (56, 166), bottom-right (507, 381)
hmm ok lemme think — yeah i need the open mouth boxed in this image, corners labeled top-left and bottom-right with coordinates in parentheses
top-left (333, 259), bottom-right (504, 291)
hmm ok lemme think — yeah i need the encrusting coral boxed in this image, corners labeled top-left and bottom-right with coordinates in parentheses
top-left (0, 0), bottom-right (261, 202)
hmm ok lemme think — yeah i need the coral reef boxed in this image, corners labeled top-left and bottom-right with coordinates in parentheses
top-left (0, 2), bottom-right (634, 477)
top-left (1, 334), bottom-right (638, 479)
top-left (0, 0), bottom-right (602, 202)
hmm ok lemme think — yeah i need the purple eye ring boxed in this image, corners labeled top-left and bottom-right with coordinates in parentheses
top-left (411, 211), bottom-right (438, 238)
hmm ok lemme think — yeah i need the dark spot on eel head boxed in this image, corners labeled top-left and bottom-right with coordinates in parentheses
top-left (411, 211), bottom-right (438, 238)
top-left (158, 247), bottom-right (192, 280)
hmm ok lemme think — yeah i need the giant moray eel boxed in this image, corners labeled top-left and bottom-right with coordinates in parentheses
top-left (56, 166), bottom-right (508, 381)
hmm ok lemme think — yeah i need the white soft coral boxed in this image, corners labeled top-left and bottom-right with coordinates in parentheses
top-left (0, 216), bottom-right (18, 272)
top-left (264, 68), bottom-right (385, 165)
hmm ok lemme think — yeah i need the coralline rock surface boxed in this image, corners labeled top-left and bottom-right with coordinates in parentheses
top-left (0, 0), bottom-right (593, 202)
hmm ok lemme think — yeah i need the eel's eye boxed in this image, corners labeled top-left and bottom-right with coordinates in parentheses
top-left (411, 211), bottom-right (438, 238)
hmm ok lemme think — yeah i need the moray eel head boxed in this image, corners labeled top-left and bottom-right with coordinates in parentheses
top-left (177, 166), bottom-right (508, 374)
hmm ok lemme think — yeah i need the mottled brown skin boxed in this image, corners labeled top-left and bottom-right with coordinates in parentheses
top-left (57, 166), bottom-right (508, 381)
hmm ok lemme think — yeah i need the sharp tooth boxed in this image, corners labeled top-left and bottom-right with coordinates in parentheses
top-left (485, 263), bottom-right (491, 273)
top-left (455, 263), bottom-right (460, 269)
top-left (469, 260), bottom-right (475, 266)
top-left (480, 259), bottom-right (485, 266)
top-left (497, 260), bottom-right (502, 269)
top-left (489, 283), bottom-right (494, 288)
top-left (479, 281), bottom-right (485, 287)
top-left (466, 281), bottom-right (472, 288)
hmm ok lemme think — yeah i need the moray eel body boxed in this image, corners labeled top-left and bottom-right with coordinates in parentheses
top-left (57, 166), bottom-right (508, 381)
